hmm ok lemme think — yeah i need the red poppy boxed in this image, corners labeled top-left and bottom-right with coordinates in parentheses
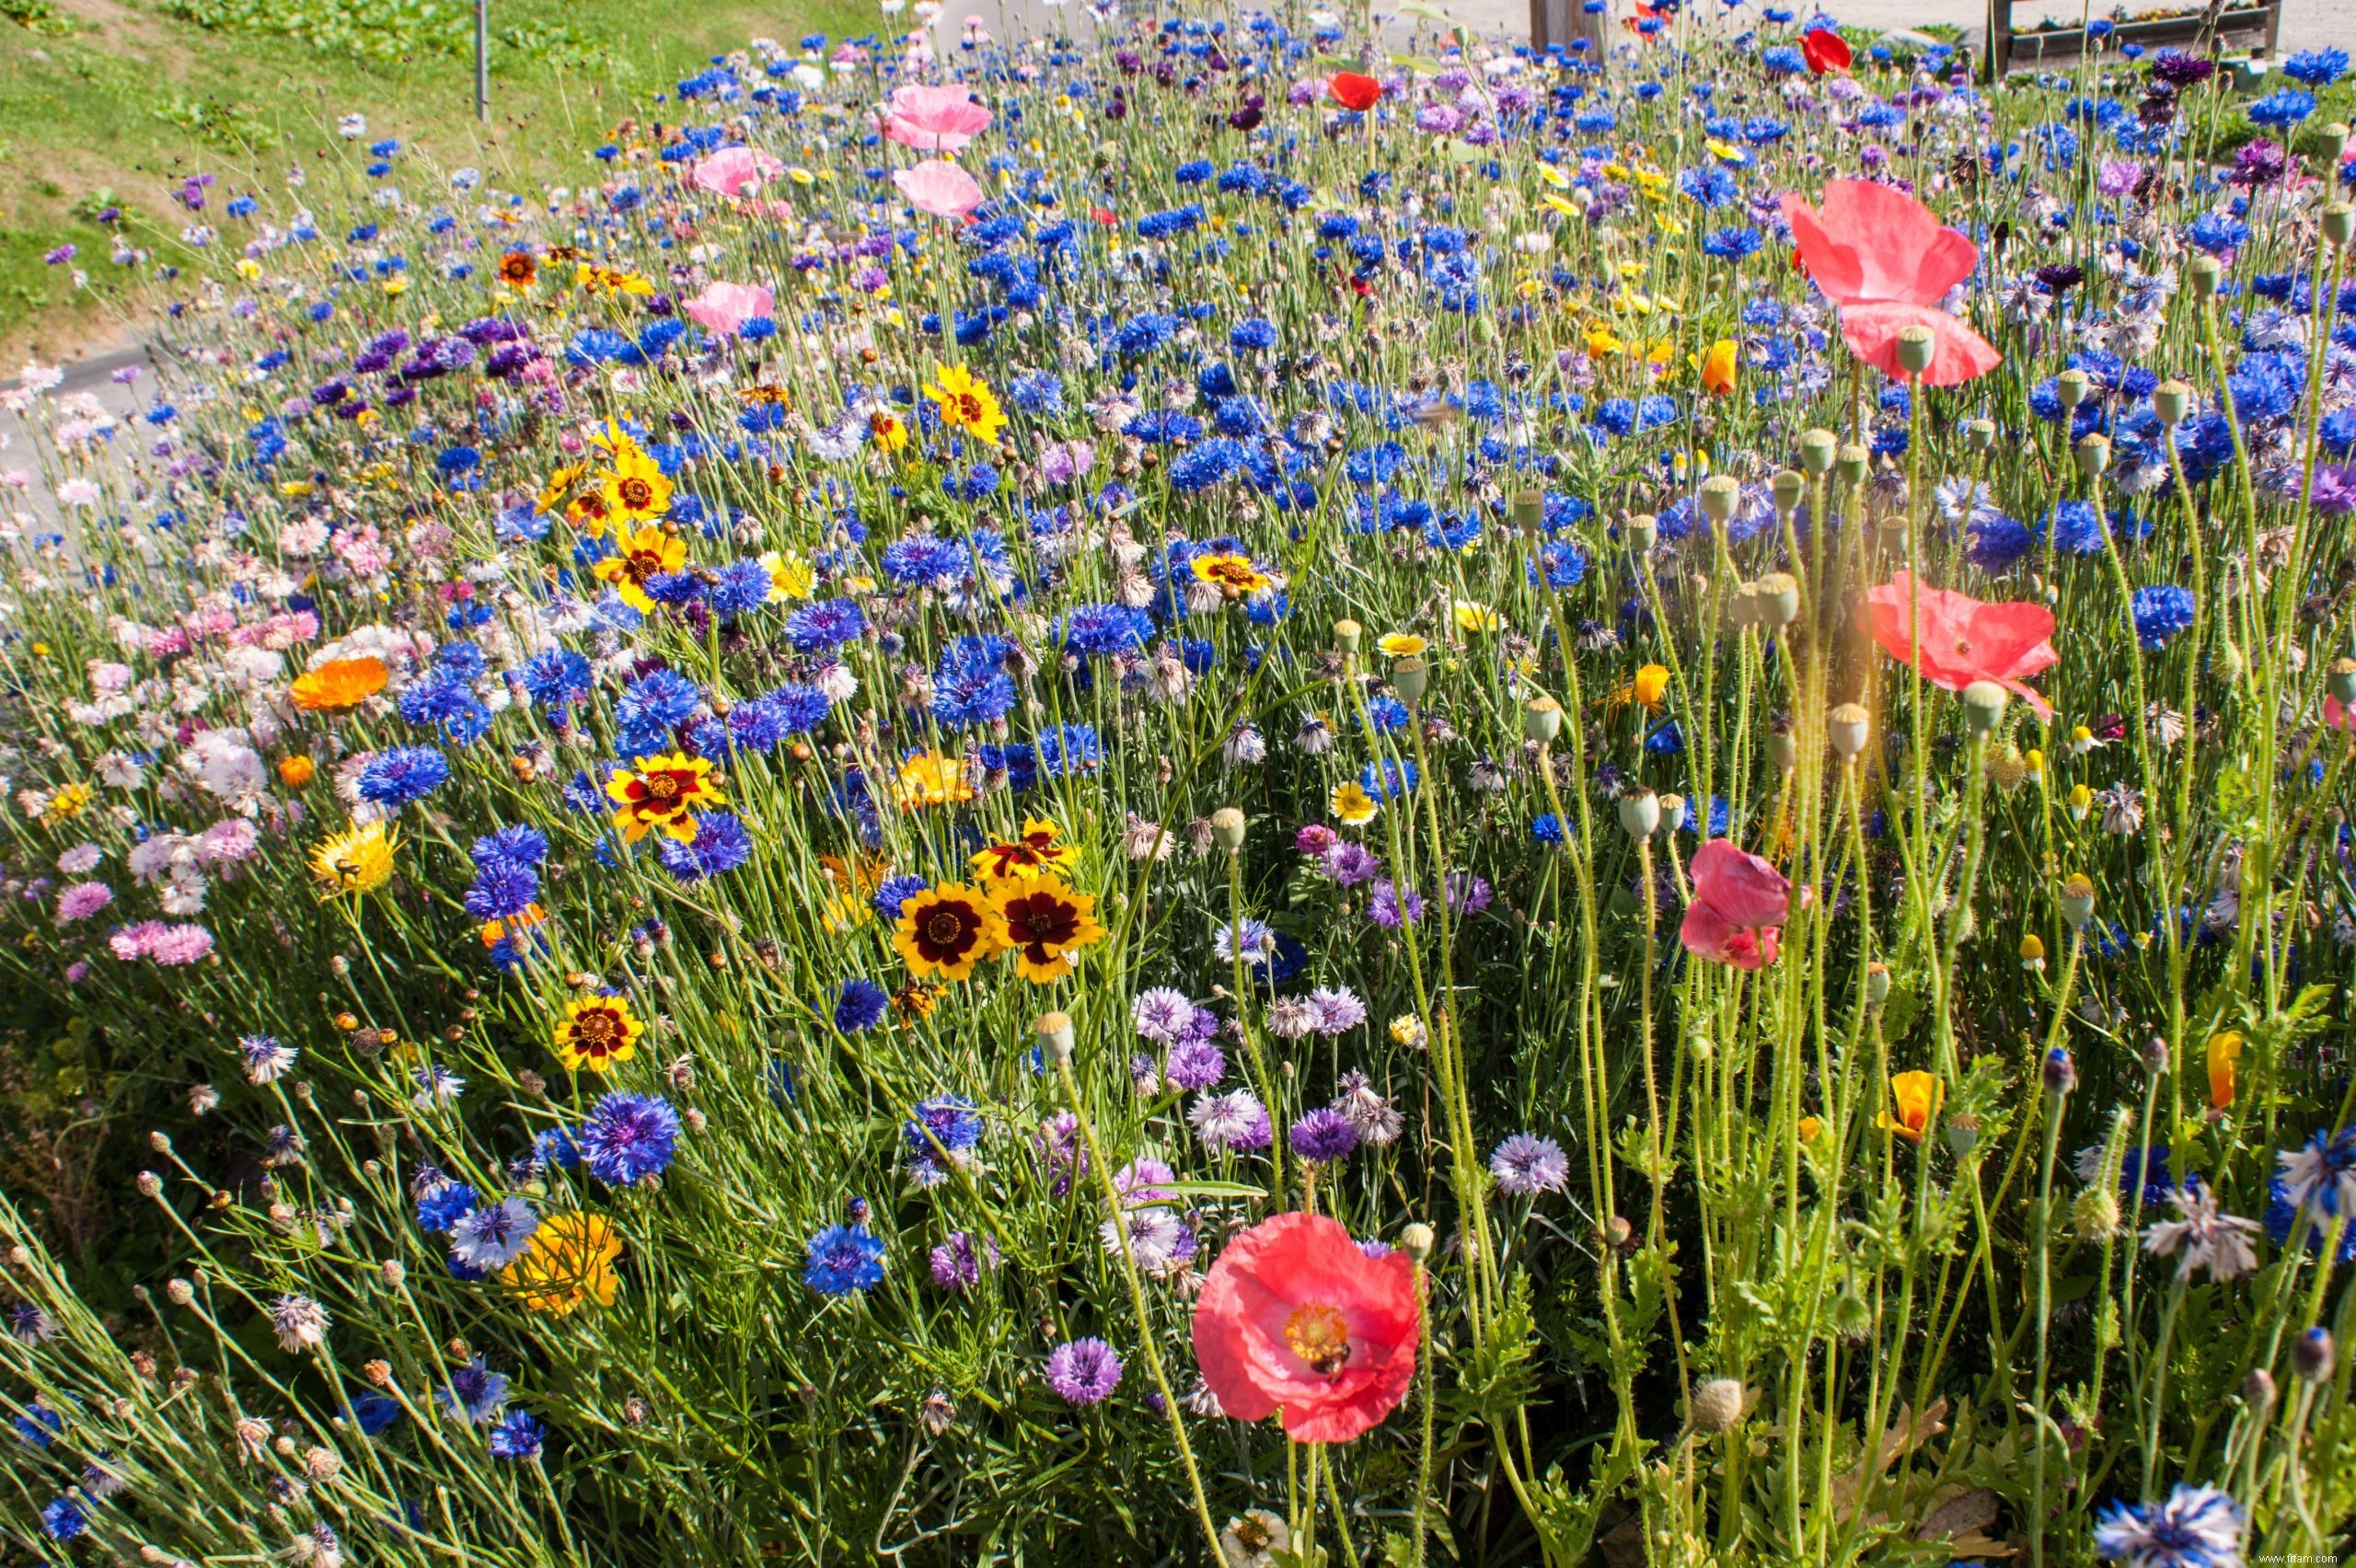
top-left (1193, 1212), bottom-right (1418, 1444)
top-left (1327, 72), bottom-right (1382, 113)
top-left (1778, 180), bottom-right (2000, 386)
top-left (1679, 839), bottom-right (1796, 971)
top-left (1864, 571), bottom-right (2059, 719)
top-left (1801, 27), bottom-right (1852, 74)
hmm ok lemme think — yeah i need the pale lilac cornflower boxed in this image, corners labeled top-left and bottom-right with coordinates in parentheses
top-left (55, 843), bottom-right (102, 876)
top-left (1321, 841), bottom-right (1381, 886)
top-left (54, 882), bottom-right (113, 925)
top-left (1190, 1089), bottom-right (1270, 1152)
top-left (2142, 1184), bottom-right (2262, 1283)
top-left (1333, 1071), bottom-right (1403, 1146)
top-left (450, 1197), bottom-right (539, 1272)
top-left (1101, 1207), bottom-right (1194, 1274)
top-left (262, 1124), bottom-right (306, 1168)
top-left (1310, 986), bottom-right (1369, 1034)
top-left (239, 1034), bottom-right (296, 1085)
top-left (1211, 917), bottom-right (1276, 964)
top-left (1445, 873), bottom-right (1493, 915)
top-left (1369, 879), bottom-right (1424, 929)
top-left (1164, 1038), bottom-right (1226, 1090)
top-left (2092, 1482), bottom-right (2244, 1566)
top-left (1043, 1338), bottom-right (1123, 1405)
top-left (146, 924), bottom-right (215, 965)
top-left (412, 1065), bottom-right (467, 1109)
top-left (1265, 997), bottom-right (1319, 1040)
top-left (269, 1294), bottom-right (329, 1354)
top-left (1114, 1158), bottom-right (1177, 1207)
top-left (1132, 987), bottom-right (1196, 1044)
top-left (2096, 158), bottom-right (2144, 198)
top-left (2276, 1127), bottom-right (2356, 1218)
top-left (1490, 1135), bottom-right (1572, 1196)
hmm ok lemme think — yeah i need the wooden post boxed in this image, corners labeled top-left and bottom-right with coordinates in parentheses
top-left (475, 0), bottom-right (490, 122)
top-left (1531, 0), bottom-right (1606, 59)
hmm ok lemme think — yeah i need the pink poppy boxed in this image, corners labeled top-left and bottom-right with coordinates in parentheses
top-left (690, 146), bottom-right (785, 198)
top-left (1864, 571), bottom-right (2059, 719)
top-left (1679, 840), bottom-right (1795, 970)
top-left (1779, 179), bottom-right (2000, 386)
top-left (1194, 1211), bottom-right (1418, 1444)
top-left (681, 281), bottom-right (774, 338)
top-left (882, 85), bottom-right (992, 153)
top-left (1802, 28), bottom-right (1852, 73)
top-left (2327, 695), bottom-right (2356, 733)
top-left (894, 159), bottom-right (985, 220)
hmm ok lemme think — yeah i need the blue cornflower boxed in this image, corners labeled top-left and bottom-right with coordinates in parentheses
top-left (472, 824), bottom-right (549, 870)
top-left (1065, 603), bottom-right (1153, 656)
top-left (1701, 225), bottom-right (1763, 261)
top-left (521, 648), bottom-right (592, 713)
top-left (434, 1355), bottom-right (511, 1425)
top-left (2130, 584), bottom-right (2196, 649)
top-left (2246, 89), bottom-right (2316, 130)
top-left (449, 1196), bottom-right (539, 1271)
top-left (786, 598), bottom-right (867, 651)
top-left (40, 1498), bottom-right (86, 1542)
top-left (2186, 212), bottom-right (2249, 256)
top-left (464, 863), bottom-right (540, 919)
top-left (416, 1182), bottom-right (479, 1234)
top-left (1036, 724), bottom-right (1102, 778)
top-left (615, 669), bottom-right (700, 737)
top-left (2048, 499), bottom-right (2119, 556)
top-left (1230, 317), bottom-right (1277, 351)
top-left (581, 1092), bottom-right (681, 1186)
top-left (804, 1223), bottom-right (886, 1296)
top-left (906, 1095), bottom-right (984, 1157)
top-left (2091, 1482), bottom-right (2242, 1566)
top-left (873, 874), bottom-right (929, 921)
top-left (931, 635), bottom-right (1017, 729)
top-left (655, 812), bottom-right (753, 882)
top-left (1360, 757), bottom-right (1420, 800)
top-left (1968, 515), bottom-right (2038, 572)
top-left (1531, 813), bottom-right (1566, 844)
top-left (2282, 48), bottom-right (2349, 87)
top-left (710, 559), bottom-right (774, 617)
top-left (357, 746), bottom-right (450, 805)
top-left (487, 1411), bottom-right (544, 1459)
top-left (836, 978), bottom-right (890, 1032)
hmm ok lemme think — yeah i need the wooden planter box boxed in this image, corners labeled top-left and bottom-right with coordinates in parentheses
top-left (1989, 0), bottom-right (2281, 75)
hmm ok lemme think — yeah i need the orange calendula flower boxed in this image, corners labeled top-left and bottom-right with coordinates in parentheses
top-left (970, 818), bottom-right (1078, 885)
top-left (996, 880), bottom-right (1106, 984)
top-left (501, 1211), bottom-right (624, 1315)
top-left (1878, 1070), bottom-right (1944, 1143)
top-left (2207, 1031), bottom-right (2244, 1112)
top-left (1797, 1114), bottom-right (1822, 1144)
top-left (606, 752), bottom-right (724, 843)
top-left (277, 755), bottom-right (316, 789)
top-left (1190, 551), bottom-right (1273, 600)
top-left (552, 995), bottom-right (644, 1074)
top-left (593, 525), bottom-right (688, 613)
top-left (1700, 338), bottom-right (1738, 396)
top-left (894, 751), bottom-right (975, 809)
top-left (892, 882), bottom-right (1008, 982)
top-left (481, 904), bottom-right (548, 952)
top-left (290, 657), bottom-right (390, 712)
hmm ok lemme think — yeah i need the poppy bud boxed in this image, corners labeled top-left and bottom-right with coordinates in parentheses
top-left (1752, 572), bottom-right (1800, 630)
top-left (1209, 807), bottom-right (1247, 853)
top-left (1829, 701), bottom-right (1870, 759)
top-left (2295, 1326), bottom-right (2335, 1381)
top-left (1524, 696), bottom-right (1564, 743)
top-left (1767, 731), bottom-right (1797, 771)
top-left (2073, 1185), bottom-right (2120, 1237)
top-left (1332, 618), bottom-right (1362, 654)
top-left (1511, 489), bottom-right (1544, 534)
top-left (1036, 1011), bottom-right (1075, 1066)
top-left (2060, 873), bottom-right (2096, 930)
top-left (1865, 963), bottom-right (1890, 1005)
top-left (1391, 657), bottom-right (1429, 702)
top-left (1962, 418), bottom-right (1997, 452)
top-left (2055, 369), bottom-right (2091, 409)
top-left (1895, 325), bottom-right (1934, 375)
top-left (1961, 680), bottom-right (2007, 732)
top-left (2153, 379), bottom-right (2192, 427)
top-left (1698, 475), bottom-right (1740, 525)
top-left (1618, 790), bottom-right (1660, 839)
top-left (1624, 513), bottom-right (1658, 552)
top-left (1835, 444), bottom-right (1869, 484)
top-left (1797, 428), bottom-right (1838, 473)
top-left (2189, 255), bottom-right (2223, 298)
top-left (1771, 469), bottom-right (1805, 515)
top-left (2326, 202), bottom-right (2355, 250)
top-left (2072, 433), bottom-right (2111, 479)
top-left (1690, 1378), bottom-right (1745, 1434)
top-left (2330, 659), bottom-right (2356, 706)
top-left (2042, 1046), bottom-right (2076, 1096)
top-left (1398, 1222), bottom-right (1435, 1261)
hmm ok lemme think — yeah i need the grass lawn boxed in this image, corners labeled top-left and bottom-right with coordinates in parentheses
top-left (0, 0), bottom-right (872, 362)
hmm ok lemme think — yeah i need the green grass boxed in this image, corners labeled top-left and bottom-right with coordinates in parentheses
top-left (0, 0), bottom-right (872, 357)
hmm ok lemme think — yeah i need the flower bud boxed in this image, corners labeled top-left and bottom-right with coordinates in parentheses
top-left (380, 1259), bottom-right (405, 1287)
top-left (1036, 1011), bottom-right (1076, 1066)
top-left (1770, 469), bottom-right (1805, 515)
top-left (2189, 255), bottom-right (2223, 298)
top-left (1829, 701), bottom-right (1870, 759)
top-left (2042, 1046), bottom-right (2077, 1096)
top-left (1797, 428), bottom-right (1839, 473)
top-left (1209, 807), bottom-right (1247, 853)
top-left (1332, 618), bottom-right (1362, 654)
top-left (1961, 680), bottom-right (2007, 733)
top-left (1865, 963), bottom-right (1890, 1005)
top-left (1836, 444), bottom-right (1870, 484)
top-left (1690, 1378), bottom-right (1745, 1434)
top-left (1398, 1222), bottom-right (1436, 1261)
top-left (2055, 368), bottom-right (2091, 410)
top-left (2073, 1185), bottom-right (2121, 1237)
top-left (1766, 731), bottom-right (1797, 771)
top-left (1623, 513), bottom-right (1658, 552)
top-left (2153, 379), bottom-right (2192, 427)
top-left (1895, 325), bottom-right (1934, 375)
top-left (2060, 873), bottom-right (2096, 930)
top-left (1698, 475), bottom-right (1741, 525)
top-left (2244, 1366), bottom-right (2278, 1412)
top-left (1511, 490), bottom-right (1544, 535)
top-left (2019, 933), bottom-right (2045, 970)
top-left (166, 1278), bottom-right (193, 1306)
top-left (1524, 696), bottom-right (1564, 744)
top-left (136, 1170), bottom-right (162, 1197)
top-left (2072, 432), bottom-right (2111, 479)
top-left (1617, 789), bottom-right (1660, 839)
top-left (1391, 657), bottom-right (1429, 703)
top-left (2295, 1326), bottom-right (2335, 1381)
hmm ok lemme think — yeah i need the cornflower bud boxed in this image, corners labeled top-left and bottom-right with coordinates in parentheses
top-left (2294, 1326), bottom-right (2335, 1381)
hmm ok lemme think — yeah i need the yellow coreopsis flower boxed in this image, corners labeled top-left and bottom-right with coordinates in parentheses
top-left (592, 525), bottom-right (687, 613)
top-left (600, 445), bottom-right (673, 525)
top-left (924, 364), bottom-right (1008, 445)
top-left (761, 548), bottom-right (815, 601)
top-left (551, 994), bottom-right (645, 1073)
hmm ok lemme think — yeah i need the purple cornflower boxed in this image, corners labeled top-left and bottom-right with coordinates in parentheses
top-left (1034, 1111), bottom-right (1088, 1196)
top-left (1190, 1089), bottom-right (1270, 1152)
top-left (1132, 986), bottom-right (1196, 1043)
top-left (1321, 841), bottom-right (1382, 886)
top-left (1289, 1106), bottom-right (1360, 1165)
top-left (1164, 1037), bottom-right (1227, 1090)
top-left (930, 1230), bottom-right (993, 1291)
top-left (1445, 873), bottom-right (1494, 915)
top-left (1043, 1338), bottom-right (1123, 1405)
top-left (1369, 879), bottom-right (1425, 928)
top-left (1490, 1134), bottom-right (1572, 1195)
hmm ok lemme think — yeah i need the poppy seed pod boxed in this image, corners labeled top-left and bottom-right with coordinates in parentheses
top-left (2060, 872), bottom-right (2096, 931)
top-left (1332, 618), bottom-right (1362, 654)
top-left (1391, 657), bottom-right (1429, 702)
top-left (2054, 368), bottom-right (2091, 410)
top-left (1944, 1112), bottom-right (1981, 1157)
top-left (1036, 1011), bottom-right (1076, 1066)
top-left (1524, 695), bottom-right (1564, 743)
top-left (2072, 432), bottom-right (2111, 479)
top-left (1209, 806), bottom-right (1247, 852)
top-left (1698, 474), bottom-right (1741, 525)
top-left (2153, 379), bottom-right (2192, 427)
top-left (1512, 489), bottom-right (1544, 535)
top-left (2318, 122), bottom-right (2351, 172)
top-left (1624, 513), bottom-right (1659, 552)
top-left (1797, 427), bottom-right (1838, 474)
top-left (1617, 789), bottom-right (1661, 839)
top-left (1766, 731), bottom-right (1797, 771)
top-left (2329, 658), bottom-right (2356, 706)
top-left (1771, 468), bottom-right (1806, 515)
top-left (1835, 444), bottom-right (1870, 484)
top-left (2327, 202), bottom-right (2356, 250)
top-left (1690, 1378), bottom-right (1745, 1434)
top-left (2189, 255), bottom-right (2223, 298)
top-left (1725, 582), bottom-right (1762, 631)
top-left (1895, 325), bottom-right (1935, 375)
top-left (1752, 572), bottom-right (1800, 630)
top-left (1962, 418), bottom-right (1997, 452)
top-left (1398, 1222), bottom-right (1435, 1261)
top-left (1829, 701), bottom-right (1870, 758)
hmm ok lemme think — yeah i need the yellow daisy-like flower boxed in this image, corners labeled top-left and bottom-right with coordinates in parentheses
top-left (575, 262), bottom-right (654, 296)
top-left (868, 409), bottom-right (911, 452)
top-left (995, 879), bottom-right (1107, 986)
top-left (761, 548), bottom-right (815, 601)
top-left (893, 882), bottom-right (1009, 982)
top-left (1377, 632), bottom-right (1427, 658)
top-left (1452, 599), bottom-right (1500, 632)
top-left (592, 525), bottom-right (688, 614)
top-left (290, 657), bottom-right (390, 713)
top-left (923, 364), bottom-right (1008, 445)
top-left (500, 1211), bottom-right (624, 1315)
top-left (1189, 552), bottom-right (1272, 600)
top-left (822, 893), bottom-right (875, 934)
top-left (552, 994), bottom-right (644, 1074)
top-left (1329, 780), bottom-right (1379, 826)
top-left (894, 751), bottom-right (975, 810)
top-left (309, 821), bottom-right (398, 898)
top-left (970, 818), bottom-right (1078, 886)
top-left (40, 783), bottom-right (92, 825)
top-left (535, 463), bottom-right (587, 516)
top-left (606, 752), bottom-right (725, 844)
top-left (599, 445), bottom-right (674, 525)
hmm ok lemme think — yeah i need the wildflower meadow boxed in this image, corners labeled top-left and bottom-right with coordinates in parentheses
top-left (4, 3), bottom-right (2356, 1562)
